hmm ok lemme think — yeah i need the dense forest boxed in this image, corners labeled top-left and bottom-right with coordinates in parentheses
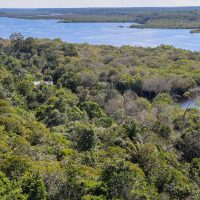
top-left (1, 7), bottom-right (200, 29)
top-left (0, 33), bottom-right (200, 199)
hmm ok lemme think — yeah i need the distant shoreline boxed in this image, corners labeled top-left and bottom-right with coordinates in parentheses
top-left (190, 29), bottom-right (200, 33)
top-left (1, 7), bottom-right (200, 30)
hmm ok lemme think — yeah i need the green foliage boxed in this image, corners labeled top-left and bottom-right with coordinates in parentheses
top-left (0, 37), bottom-right (199, 199)
top-left (153, 121), bottom-right (172, 139)
top-left (21, 172), bottom-right (46, 200)
top-left (0, 171), bottom-right (27, 200)
top-left (0, 155), bottom-right (31, 179)
top-left (80, 101), bottom-right (104, 119)
top-left (58, 71), bottom-right (80, 92)
top-left (73, 123), bottom-right (97, 151)
top-left (137, 144), bottom-right (199, 199)
top-left (100, 161), bottom-right (153, 199)
top-left (190, 158), bottom-right (200, 186)
top-left (178, 131), bottom-right (200, 161)
top-left (124, 122), bottom-right (138, 141)
top-left (101, 161), bottom-right (135, 199)
top-left (153, 93), bottom-right (174, 105)
top-left (82, 195), bottom-right (105, 200)
top-left (95, 116), bottom-right (113, 128)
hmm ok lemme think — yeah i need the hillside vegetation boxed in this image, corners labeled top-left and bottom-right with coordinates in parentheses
top-left (0, 34), bottom-right (200, 199)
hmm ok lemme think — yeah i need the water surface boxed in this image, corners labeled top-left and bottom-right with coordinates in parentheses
top-left (0, 17), bottom-right (200, 51)
top-left (180, 99), bottom-right (200, 109)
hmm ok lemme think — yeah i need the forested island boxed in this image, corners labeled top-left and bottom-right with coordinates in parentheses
top-left (191, 29), bottom-right (200, 33)
top-left (0, 34), bottom-right (200, 199)
top-left (130, 21), bottom-right (200, 29)
top-left (1, 7), bottom-right (200, 29)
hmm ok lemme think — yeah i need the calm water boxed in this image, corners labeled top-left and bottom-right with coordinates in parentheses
top-left (180, 99), bottom-right (199, 109)
top-left (0, 17), bottom-right (200, 51)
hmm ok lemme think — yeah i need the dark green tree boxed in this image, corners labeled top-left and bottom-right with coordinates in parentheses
top-left (21, 172), bottom-right (46, 200)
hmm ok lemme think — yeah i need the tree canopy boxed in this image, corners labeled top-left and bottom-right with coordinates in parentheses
top-left (0, 35), bottom-right (199, 199)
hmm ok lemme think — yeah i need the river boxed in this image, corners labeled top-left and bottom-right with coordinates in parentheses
top-left (0, 17), bottom-right (200, 51)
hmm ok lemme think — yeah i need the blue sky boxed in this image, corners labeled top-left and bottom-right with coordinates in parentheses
top-left (0, 0), bottom-right (199, 8)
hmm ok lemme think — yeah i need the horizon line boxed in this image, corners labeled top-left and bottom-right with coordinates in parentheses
top-left (1, 6), bottom-right (200, 9)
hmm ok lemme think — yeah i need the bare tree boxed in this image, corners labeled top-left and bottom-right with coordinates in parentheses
top-left (142, 76), bottom-right (171, 98)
